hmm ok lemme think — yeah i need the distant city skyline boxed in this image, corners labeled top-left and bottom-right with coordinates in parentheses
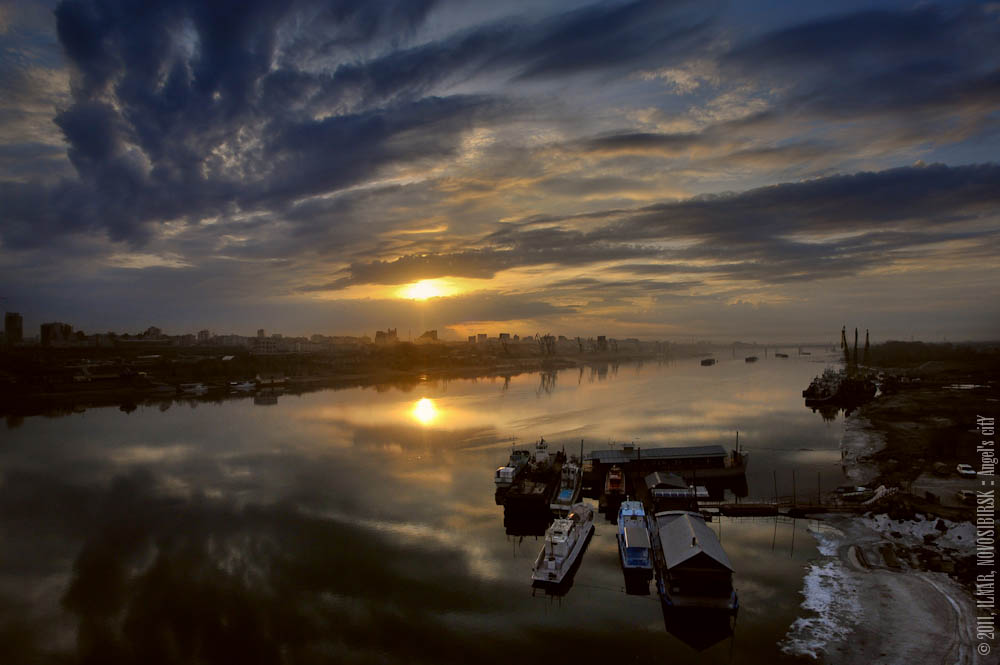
top-left (1, 1), bottom-right (998, 342)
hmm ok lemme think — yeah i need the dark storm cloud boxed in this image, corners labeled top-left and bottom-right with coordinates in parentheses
top-left (723, 5), bottom-right (1000, 121)
top-left (0, 0), bottom-right (719, 250)
top-left (609, 163), bottom-right (1000, 242)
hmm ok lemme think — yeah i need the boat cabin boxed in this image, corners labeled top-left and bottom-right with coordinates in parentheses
top-left (655, 511), bottom-right (735, 609)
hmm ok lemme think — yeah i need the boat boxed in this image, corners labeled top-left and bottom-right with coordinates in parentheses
top-left (744, 356), bottom-right (758, 363)
top-left (504, 438), bottom-right (565, 513)
top-left (617, 500), bottom-right (653, 579)
top-left (604, 465), bottom-right (625, 497)
top-left (549, 457), bottom-right (583, 513)
top-left (802, 368), bottom-right (842, 401)
top-left (803, 368), bottom-right (876, 405)
top-left (179, 382), bottom-right (208, 394)
top-left (653, 511), bottom-right (738, 613)
top-left (700, 358), bottom-right (716, 366)
top-left (230, 380), bottom-right (256, 392)
top-left (775, 352), bottom-right (789, 358)
top-left (495, 449), bottom-right (532, 488)
top-left (531, 502), bottom-right (595, 585)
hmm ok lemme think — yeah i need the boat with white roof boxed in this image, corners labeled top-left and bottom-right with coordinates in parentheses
top-left (531, 502), bottom-right (595, 586)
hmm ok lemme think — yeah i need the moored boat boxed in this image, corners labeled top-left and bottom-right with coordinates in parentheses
top-left (549, 457), bottom-right (583, 514)
top-left (504, 438), bottom-right (565, 513)
top-left (700, 358), bottom-right (717, 366)
top-left (744, 356), bottom-right (758, 363)
top-left (617, 500), bottom-right (653, 579)
top-left (653, 510), bottom-right (738, 613)
top-left (604, 465), bottom-right (624, 497)
top-left (495, 449), bottom-right (532, 488)
top-left (531, 502), bottom-right (595, 585)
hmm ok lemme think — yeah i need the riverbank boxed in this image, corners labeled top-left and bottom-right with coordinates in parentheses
top-left (783, 514), bottom-right (982, 664)
top-left (784, 356), bottom-right (996, 663)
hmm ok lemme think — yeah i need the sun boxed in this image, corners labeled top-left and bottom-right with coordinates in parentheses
top-left (412, 397), bottom-right (438, 425)
top-left (401, 280), bottom-right (441, 300)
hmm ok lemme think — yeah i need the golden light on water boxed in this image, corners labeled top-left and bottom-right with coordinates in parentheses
top-left (412, 397), bottom-right (439, 425)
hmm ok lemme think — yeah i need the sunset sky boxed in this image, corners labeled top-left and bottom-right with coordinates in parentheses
top-left (1, 0), bottom-right (998, 341)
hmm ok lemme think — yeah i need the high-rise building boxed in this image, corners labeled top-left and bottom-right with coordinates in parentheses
top-left (4, 312), bottom-right (23, 345)
top-left (257, 328), bottom-right (266, 338)
top-left (40, 322), bottom-right (73, 347)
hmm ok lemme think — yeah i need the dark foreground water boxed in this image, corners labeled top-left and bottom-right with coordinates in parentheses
top-left (1, 351), bottom-right (850, 664)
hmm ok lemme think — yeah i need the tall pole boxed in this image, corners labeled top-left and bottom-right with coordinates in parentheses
top-left (792, 469), bottom-right (797, 506)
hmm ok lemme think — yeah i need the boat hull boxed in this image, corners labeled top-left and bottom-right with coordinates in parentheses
top-left (531, 522), bottom-right (594, 586)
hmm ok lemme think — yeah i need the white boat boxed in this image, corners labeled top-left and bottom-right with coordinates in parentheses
top-left (617, 500), bottom-right (653, 577)
top-left (549, 458), bottom-right (582, 513)
top-left (531, 502), bottom-right (594, 585)
top-left (179, 382), bottom-right (208, 394)
top-left (230, 380), bottom-right (256, 392)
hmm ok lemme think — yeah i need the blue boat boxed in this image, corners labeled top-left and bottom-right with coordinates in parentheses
top-left (617, 500), bottom-right (653, 579)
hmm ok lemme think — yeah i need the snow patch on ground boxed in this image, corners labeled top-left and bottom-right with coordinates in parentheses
top-left (863, 513), bottom-right (975, 553)
top-left (781, 560), bottom-right (862, 659)
top-left (781, 523), bottom-right (862, 659)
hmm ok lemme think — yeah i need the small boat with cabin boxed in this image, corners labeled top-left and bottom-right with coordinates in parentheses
top-left (549, 456), bottom-right (583, 514)
top-left (495, 448), bottom-right (532, 488)
top-left (504, 438), bottom-right (565, 513)
top-left (531, 502), bottom-right (595, 586)
top-left (605, 465), bottom-right (624, 497)
top-left (617, 500), bottom-right (653, 579)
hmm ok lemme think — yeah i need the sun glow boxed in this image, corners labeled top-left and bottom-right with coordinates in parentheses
top-left (412, 397), bottom-right (439, 425)
top-left (400, 279), bottom-right (444, 300)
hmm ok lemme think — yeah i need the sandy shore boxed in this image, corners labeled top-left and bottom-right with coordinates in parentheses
top-left (782, 514), bottom-right (982, 664)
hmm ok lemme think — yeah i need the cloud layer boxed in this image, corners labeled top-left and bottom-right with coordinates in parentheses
top-left (0, 0), bottom-right (998, 339)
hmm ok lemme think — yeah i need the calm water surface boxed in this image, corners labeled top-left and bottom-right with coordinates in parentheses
top-left (1, 352), bottom-right (850, 663)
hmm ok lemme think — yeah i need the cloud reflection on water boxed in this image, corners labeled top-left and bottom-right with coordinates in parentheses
top-left (0, 355), bottom-right (846, 663)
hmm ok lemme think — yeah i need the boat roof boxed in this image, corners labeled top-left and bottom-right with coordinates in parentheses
top-left (548, 519), bottom-right (572, 542)
top-left (645, 471), bottom-right (687, 489)
top-left (623, 525), bottom-right (651, 549)
top-left (589, 445), bottom-right (728, 465)
top-left (655, 511), bottom-right (733, 572)
top-left (619, 500), bottom-right (645, 517)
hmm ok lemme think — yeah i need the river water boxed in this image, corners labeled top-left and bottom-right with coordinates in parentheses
top-left (1, 350), bottom-right (852, 663)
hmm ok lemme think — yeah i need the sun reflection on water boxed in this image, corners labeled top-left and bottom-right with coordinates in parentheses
top-left (412, 397), bottom-right (439, 425)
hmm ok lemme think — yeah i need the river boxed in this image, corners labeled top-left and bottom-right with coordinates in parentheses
top-left (0, 350), bottom-right (852, 663)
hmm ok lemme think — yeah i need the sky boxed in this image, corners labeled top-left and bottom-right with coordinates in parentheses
top-left (1, 0), bottom-right (998, 342)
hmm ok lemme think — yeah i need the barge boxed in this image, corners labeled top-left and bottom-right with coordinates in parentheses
top-left (652, 510), bottom-right (738, 613)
